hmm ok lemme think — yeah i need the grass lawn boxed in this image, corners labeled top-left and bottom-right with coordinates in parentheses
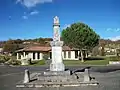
top-left (27, 56), bottom-right (120, 66)
top-left (30, 60), bottom-right (46, 66)
top-left (63, 60), bottom-right (109, 66)
top-left (64, 56), bottom-right (120, 66)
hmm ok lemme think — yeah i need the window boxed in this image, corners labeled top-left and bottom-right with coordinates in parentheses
top-left (68, 51), bottom-right (71, 58)
top-left (64, 51), bottom-right (66, 58)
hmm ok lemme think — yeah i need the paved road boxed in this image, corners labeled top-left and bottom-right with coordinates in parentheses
top-left (0, 65), bottom-right (120, 90)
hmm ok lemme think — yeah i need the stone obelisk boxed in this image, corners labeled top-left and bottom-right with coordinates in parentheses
top-left (50, 16), bottom-right (65, 71)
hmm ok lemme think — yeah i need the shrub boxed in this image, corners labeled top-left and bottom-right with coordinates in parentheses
top-left (31, 60), bottom-right (39, 64)
top-left (7, 59), bottom-right (21, 65)
top-left (0, 59), bottom-right (6, 63)
top-left (3, 56), bottom-right (10, 61)
top-left (0, 55), bottom-right (10, 63)
top-left (38, 60), bottom-right (45, 65)
top-left (43, 54), bottom-right (49, 60)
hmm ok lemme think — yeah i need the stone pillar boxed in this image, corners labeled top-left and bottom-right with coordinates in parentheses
top-left (23, 69), bottom-right (30, 83)
top-left (40, 53), bottom-right (43, 60)
top-left (31, 53), bottom-right (33, 60)
top-left (50, 16), bottom-right (65, 71)
top-left (35, 52), bottom-right (38, 60)
top-left (84, 69), bottom-right (90, 82)
top-left (23, 52), bottom-right (26, 58)
top-left (21, 54), bottom-right (24, 60)
top-left (62, 52), bottom-right (64, 59)
top-left (50, 42), bottom-right (64, 71)
top-left (17, 53), bottom-right (19, 60)
top-left (78, 51), bottom-right (80, 60)
top-left (71, 51), bottom-right (75, 59)
top-left (66, 51), bottom-right (68, 59)
top-left (86, 52), bottom-right (88, 58)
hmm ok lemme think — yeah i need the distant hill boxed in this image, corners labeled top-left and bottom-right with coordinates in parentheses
top-left (1, 38), bottom-right (120, 49)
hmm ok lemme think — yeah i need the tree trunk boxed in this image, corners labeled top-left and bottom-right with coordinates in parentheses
top-left (80, 50), bottom-right (84, 62)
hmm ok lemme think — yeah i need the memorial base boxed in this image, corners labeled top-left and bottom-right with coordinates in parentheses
top-left (43, 70), bottom-right (71, 76)
top-left (50, 63), bottom-right (65, 71)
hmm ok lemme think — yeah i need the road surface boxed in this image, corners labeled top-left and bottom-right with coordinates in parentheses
top-left (0, 65), bottom-right (120, 90)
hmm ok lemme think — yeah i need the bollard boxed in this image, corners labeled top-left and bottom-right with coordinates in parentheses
top-left (23, 69), bottom-right (30, 83)
top-left (84, 68), bottom-right (90, 82)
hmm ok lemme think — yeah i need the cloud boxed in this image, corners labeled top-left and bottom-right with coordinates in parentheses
top-left (108, 36), bottom-right (120, 41)
top-left (63, 24), bottom-right (71, 29)
top-left (106, 28), bottom-right (112, 31)
top-left (106, 28), bottom-right (120, 32)
top-left (115, 28), bottom-right (120, 32)
top-left (22, 15), bottom-right (28, 19)
top-left (30, 10), bottom-right (39, 15)
top-left (16, 0), bottom-right (53, 8)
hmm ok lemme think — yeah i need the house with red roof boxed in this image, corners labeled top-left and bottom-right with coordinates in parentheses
top-left (16, 46), bottom-right (88, 60)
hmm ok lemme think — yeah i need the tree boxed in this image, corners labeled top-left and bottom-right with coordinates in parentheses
top-left (99, 40), bottom-right (105, 56)
top-left (3, 39), bottom-right (20, 54)
top-left (92, 46), bottom-right (99, 56)
top-left (14, 39), bottom-right (23, 44)
top-left (61, 22), bottom-right (100, 62)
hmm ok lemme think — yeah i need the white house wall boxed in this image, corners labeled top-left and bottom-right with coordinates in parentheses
top-left (17, 51), bottom-right (81, 60)
top-left (63, 51), bottom-right (79, 60)
top-left (71, 51), bottom-right (75, 59)
top-left (17, 52), bottom-right (43, 61)
top-left (40, 53), bottom-right (43, 60)
top-left (28, 53), bottom-right (33, 60)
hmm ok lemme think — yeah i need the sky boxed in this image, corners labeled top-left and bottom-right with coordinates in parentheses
top-left (0, 0), bottom-right (120, 41)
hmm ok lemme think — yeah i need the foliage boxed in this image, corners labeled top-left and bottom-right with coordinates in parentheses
top-left (116, 49), bottom-right (120, 56)
top-left (7, 59), bottom-right (21, 65)
top-left (100, 47), bottom-right (105, 56)
top-left (43, 54), bottom-right (49, 60)
top-left (0, 55), bottom-right (11, 63)
top-left (0, 57), bottom-right (6, 63)
top-left (62, 22), bottom-right (100, 61)
top-left (92, 46), bottom-right (100, 56)
top-left (3, 55), bottom-right (10, 61)
top-left (3, 39), bottom-right (21, 53)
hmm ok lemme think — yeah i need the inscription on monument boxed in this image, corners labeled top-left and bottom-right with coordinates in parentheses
top-left (54, 27), bottom-right (60, 41)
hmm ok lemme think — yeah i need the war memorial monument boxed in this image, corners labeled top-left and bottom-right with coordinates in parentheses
top-left (16, 16), bottom-right (98, 88)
